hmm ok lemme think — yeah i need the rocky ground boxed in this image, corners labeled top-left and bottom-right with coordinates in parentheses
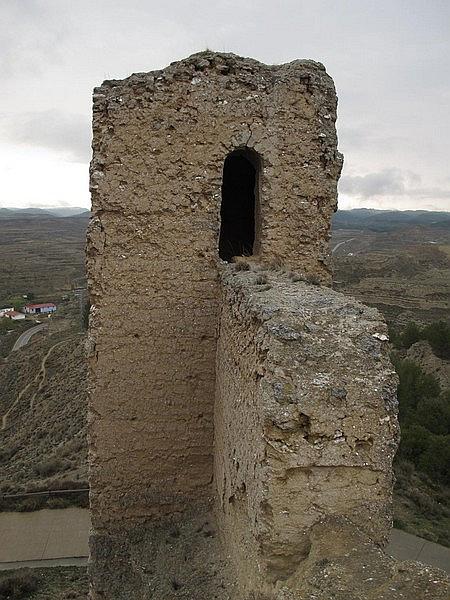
top-left (277, 517), bottom-right (449, 600)
top-left (407, 340), bottom-right (450, 389)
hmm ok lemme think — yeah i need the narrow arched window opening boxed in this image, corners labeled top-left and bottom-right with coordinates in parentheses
top-left (219, 149), bottom-right (260, 262)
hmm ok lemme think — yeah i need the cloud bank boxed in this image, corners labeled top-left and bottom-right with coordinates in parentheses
top-left (1, 110), bottom-right (91, 163)
top-left (1, 0), bottom-right (449, 210)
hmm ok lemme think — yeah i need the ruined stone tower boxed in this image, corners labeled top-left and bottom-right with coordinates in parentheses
top-left (87, 53), bottom-right (448, 599)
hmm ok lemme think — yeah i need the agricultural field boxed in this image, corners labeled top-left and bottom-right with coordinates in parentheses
top-left (0, 213), bottom-right (89, 307)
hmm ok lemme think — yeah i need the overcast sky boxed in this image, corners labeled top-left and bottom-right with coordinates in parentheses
top-left (1, 0), bottom-right (449, 211)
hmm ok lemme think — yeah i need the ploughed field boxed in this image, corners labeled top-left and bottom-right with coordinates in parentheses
top-left (0, 214), bottom-right (89, 306)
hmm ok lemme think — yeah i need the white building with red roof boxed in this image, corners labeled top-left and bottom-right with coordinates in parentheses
top-left (23, 302), bottom-right (57, 315)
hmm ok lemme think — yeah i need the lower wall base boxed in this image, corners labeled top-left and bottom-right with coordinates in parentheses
top-left (88, 511), bottom-right (449, 600)
top-left (89, 507), bottom-right (236, 600)
top-left (276, 517), bottom-right (450, 600)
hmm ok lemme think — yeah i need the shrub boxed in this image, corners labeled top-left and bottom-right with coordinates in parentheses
top-left (415, 396), bottom-right (450, 436)
top-left (305, 273), bottom-right (321, 286)
top-left (418, 435), bottom-right (450, 485)
top-left (401, 321), bottom-right (421, 349)
top-left (395, 359), bottom-right (440, 418)
top-left (393, 319), bottom-right (450, 358)
top-left (255, 274), bottom-right (268, 285)
top-left (422, 321), bottom-right (450, 359)
top-left (398, 424), bottom-right (431, 463)
top-left (0, 446), bottom-right (17, 464)
top-left (0, 570), bottom-right (39, 599)
top-left (34, 457), bottom-right (66, 477)
top-left (388, 326), bottom-right (403, 349)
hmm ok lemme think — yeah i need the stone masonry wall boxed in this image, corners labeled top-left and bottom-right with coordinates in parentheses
top-left (87, 51), bottom-right (342, 529)
top-left (87, 52), bottom-right (450, 600)
top-left (214, 266), bottom-right (400, 595)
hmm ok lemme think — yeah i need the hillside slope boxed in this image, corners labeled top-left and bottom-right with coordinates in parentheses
top-left (0, 331), bottom-right (87, 499)
top-left (332, 219), bottom-right (450, 326)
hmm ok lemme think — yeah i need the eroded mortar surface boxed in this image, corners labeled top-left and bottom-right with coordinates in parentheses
top-left (87, 52), bottom-right (449, 599)
top-left (214, 266), bottom-right (400, 594)
top-left (87, 50), bottom-right (342, 529)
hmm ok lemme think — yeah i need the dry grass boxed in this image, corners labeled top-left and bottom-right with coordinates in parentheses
top-left (0, 567), bottom-right (87, 600)
top-left (0, 570), bottom-right (39, 599)
top-left (394, 459), bottom-right (450, 547)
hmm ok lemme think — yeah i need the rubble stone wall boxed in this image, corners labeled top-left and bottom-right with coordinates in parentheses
top-left (86, 52), bottom-right (450, 600)
top-left (214, 267), bottom-right (399, 593)
top-left (87, 51), bottom-right (342, 528)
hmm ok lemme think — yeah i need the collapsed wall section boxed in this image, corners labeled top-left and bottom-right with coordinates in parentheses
top-left (214, 267), bottom-right (400, 594)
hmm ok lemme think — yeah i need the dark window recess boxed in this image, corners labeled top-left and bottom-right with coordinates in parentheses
top-left (219, 153), bottom-right (256, 262)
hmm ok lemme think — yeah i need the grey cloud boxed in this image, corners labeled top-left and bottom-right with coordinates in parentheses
top-left (339, 169), bottom-right (408, 197)
top-left (340, 169), bottom-right (450, 203)
top-left (0, 1), bottom-right (66, 78)
top-left (1, 1), bottom-right (449, 211)
top-left (337, 126), bottom-right (408, 153)
top-left (1, 110), bottom-right (91, 162)
top-left (411, 187), bottom-right (450, 201)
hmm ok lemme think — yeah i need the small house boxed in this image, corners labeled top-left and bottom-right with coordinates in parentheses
top-left (24, 302), bottom-right (56, 315)
top-left (5, 311), bottom-right (26, 321)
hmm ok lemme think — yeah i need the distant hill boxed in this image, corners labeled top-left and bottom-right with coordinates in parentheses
top-left (0, 207), bottom-right (89, 218)
top-left (333, 209), bottom-right (450, 232)
top-left (47, 207), bottom-right (90, 217)
top-left (0, 208), bottom-right (53, 218)
top-left (3, 206), bottom-right (448, 226)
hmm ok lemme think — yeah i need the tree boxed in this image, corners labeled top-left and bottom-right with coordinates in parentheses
top-left (422, 321), bottom-right (450, 359)
top-left (395, 359), bottom-right (440, 419)
top-left (416, 396), bottom-right (450, 436)
top-left (401, 321), bottom-right (421, 349)
top-left (7, 296), bottom-right (26, 311)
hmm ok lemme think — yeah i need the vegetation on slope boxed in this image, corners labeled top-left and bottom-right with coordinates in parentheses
top-left (0, 311), bottom-right (88, 510)
top-left (391, 320), bottom-right (450, 360)
top-left (390, 321), bottom-right (450, 545)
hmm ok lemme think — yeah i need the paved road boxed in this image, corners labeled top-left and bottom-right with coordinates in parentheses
top-left (12, 323), bottom-right (47, 351)
top-left (0, 508), bottom-right (449, 573)
top-left (387, 528), bottom-right (450, 573)
top-left (0, 508), bottom-right (90, 570)
top-left (332, 237), bottom-right (355, 255)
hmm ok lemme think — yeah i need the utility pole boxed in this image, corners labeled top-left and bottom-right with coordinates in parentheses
top-left (73, 286), bottom-right (87, 328)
